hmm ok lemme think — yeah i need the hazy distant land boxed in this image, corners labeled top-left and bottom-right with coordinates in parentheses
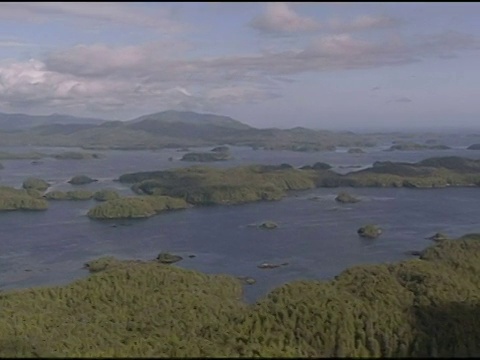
top-left (0, 110), bottom-right (477, 152)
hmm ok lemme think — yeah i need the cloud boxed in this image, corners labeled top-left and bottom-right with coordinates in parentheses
top-left (0, 2), bottom-right (184, 32)
top-left (0, 31), bottom-right (477, 117)
top-left (250, 2), bottom-right (320, 34)
top-left (250, 3), bottom-right (400, 35)
top-left (327, 15), bottom-right (401, 33)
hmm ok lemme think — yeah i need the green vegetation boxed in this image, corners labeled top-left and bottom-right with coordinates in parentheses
top-left (337, 156), bottom-right (480, 188)
top-left (357, 224), bottom-right (382, 238)
top-left (117, 156), bottom-right (480, 208)
top-left (120, 165), bottom-right (319, 206)
top-left (0, 186), bottom-right (48, 211)
top-left (386, 142), bottom-right (451, 151)
top-left (335, 191), bottom-right (360, 203)
top-left (181, 152), bottom-right (231, 162)
top-left (299, 162), bottom-right (332, 170)
top-left (0, 110), bottom-right (387, 151)
top-left (1, 234), bottom-right (479, 357)
top-left (53, 151), bottom-right (102, 160)
top-left (68, 175), bottom-right (97, 185)
top-left (44, 190), bottom-right (94, 201)
top-left (93, 189), bottom-right (120, 202)
top-left (87, 195), bottom-right (188, 219)
top-left (22, 177), bottom-right (50, 192)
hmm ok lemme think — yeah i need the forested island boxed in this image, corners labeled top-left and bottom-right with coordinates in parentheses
top-left (0, 233), bottom-right (478, 357)
top-left (1, 156), bottom-right (479, 218)
top-left (117, 156), bottom-right (480, 208)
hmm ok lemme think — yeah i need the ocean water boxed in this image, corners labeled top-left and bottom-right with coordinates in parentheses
top-left (0, 144), bottom-right (479, 303)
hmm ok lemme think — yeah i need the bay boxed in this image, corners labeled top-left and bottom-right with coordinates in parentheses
top-left (0, 143), bottom-right (479, 303)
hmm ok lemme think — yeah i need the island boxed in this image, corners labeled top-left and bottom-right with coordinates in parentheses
top-left (117, 156), bottom-right (480, 209)
top-left (181, 151), bottom-right (231, 162)
top-left (386, 142), bottom-right (451, 151)
top-left (357, 224), bottom-right (382, 238)
top-left (335, 191), bottom-right (360, 203)
top-left (258, 221), bottom-right (278, 229)
top-left (22, 177), bottom-right (50, 192)
top-left (53, 151), bottom-right (102, 160)
top-left (87, 195), bottom-right (188, 219)
top-left (0, 186), bottom-right (48, 211)
top-left (68, 175), bottom-right (98, 185)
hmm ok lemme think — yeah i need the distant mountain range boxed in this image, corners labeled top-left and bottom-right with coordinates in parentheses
top-left (0, 112), bottom-right (106, 131)
top-left (0, 109), bottom-right (390, 151)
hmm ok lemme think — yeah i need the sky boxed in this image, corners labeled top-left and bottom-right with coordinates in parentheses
top-left (0, 2), bottom-right (479, 130)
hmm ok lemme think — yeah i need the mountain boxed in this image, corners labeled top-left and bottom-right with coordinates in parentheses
top-left (0, 109), bottom-right (382, 151)
top-left (0, 112), bottom-right (107, 131)
top-left (127, 110), bottom-right (252, 130)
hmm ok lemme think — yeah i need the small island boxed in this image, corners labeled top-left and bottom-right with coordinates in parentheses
top-left (258, 221), bottom-right (278, 229)
top-left (335, 191), bottom-right (360, 203)
top-left (181, 151), bottom-right (231, 162)
top-left (22, 177), bottom-right (50, 192)
top-left (156, 252), bottom-right (183, 264)
top-left (357, 224), bottom-right (382, 238)
top-left (386, 142), bottom-right (451, 151)
top-left (53, 151), bottom-right (102, 160)
top-left (68, 175), bottom-right (98, 185)
top-left (87, 195), bottom-right (188, 219)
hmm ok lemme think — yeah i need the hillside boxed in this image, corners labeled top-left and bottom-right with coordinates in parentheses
top-left (0, 233), bottom-right (479, 357)
top-left (0, 112), bottom-right (106, 131)
top-left (128, 110), bottom-right (252, 130)
top-left (0, 109), bottom-right (382, 150)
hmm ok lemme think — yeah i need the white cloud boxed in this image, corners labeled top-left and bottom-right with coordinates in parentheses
top-left (0, 31), bottom-right (477, 117)
top-left (250, 3), bottom-right (401, 36)
top-left (0, 2), bottom-right (184, 32)
top-left (250, 2), bottom-right (320, 34)
top-left (327, 15), bottom-right (401, 32)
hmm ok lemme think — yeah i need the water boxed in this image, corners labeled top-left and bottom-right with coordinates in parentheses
top-left (0, 144), bottom-right (479, 303)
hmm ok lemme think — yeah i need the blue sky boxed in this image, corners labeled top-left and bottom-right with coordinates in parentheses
top-left (0, 2), bottom-right (479, 130)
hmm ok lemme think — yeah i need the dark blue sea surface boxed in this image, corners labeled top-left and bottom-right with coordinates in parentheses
top-left (0, 144), bottom-right (479, 302)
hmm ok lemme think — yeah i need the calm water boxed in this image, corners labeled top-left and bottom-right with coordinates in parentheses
top-left (0, 144), bottom-right (479, 302)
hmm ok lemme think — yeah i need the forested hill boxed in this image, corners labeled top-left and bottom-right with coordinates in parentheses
top-left (0, 233), bottom-right (479, 357)
top-left (0, 109), bottom-right (381, 150)
top-left (127, 110), bottom-right (253, 130)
